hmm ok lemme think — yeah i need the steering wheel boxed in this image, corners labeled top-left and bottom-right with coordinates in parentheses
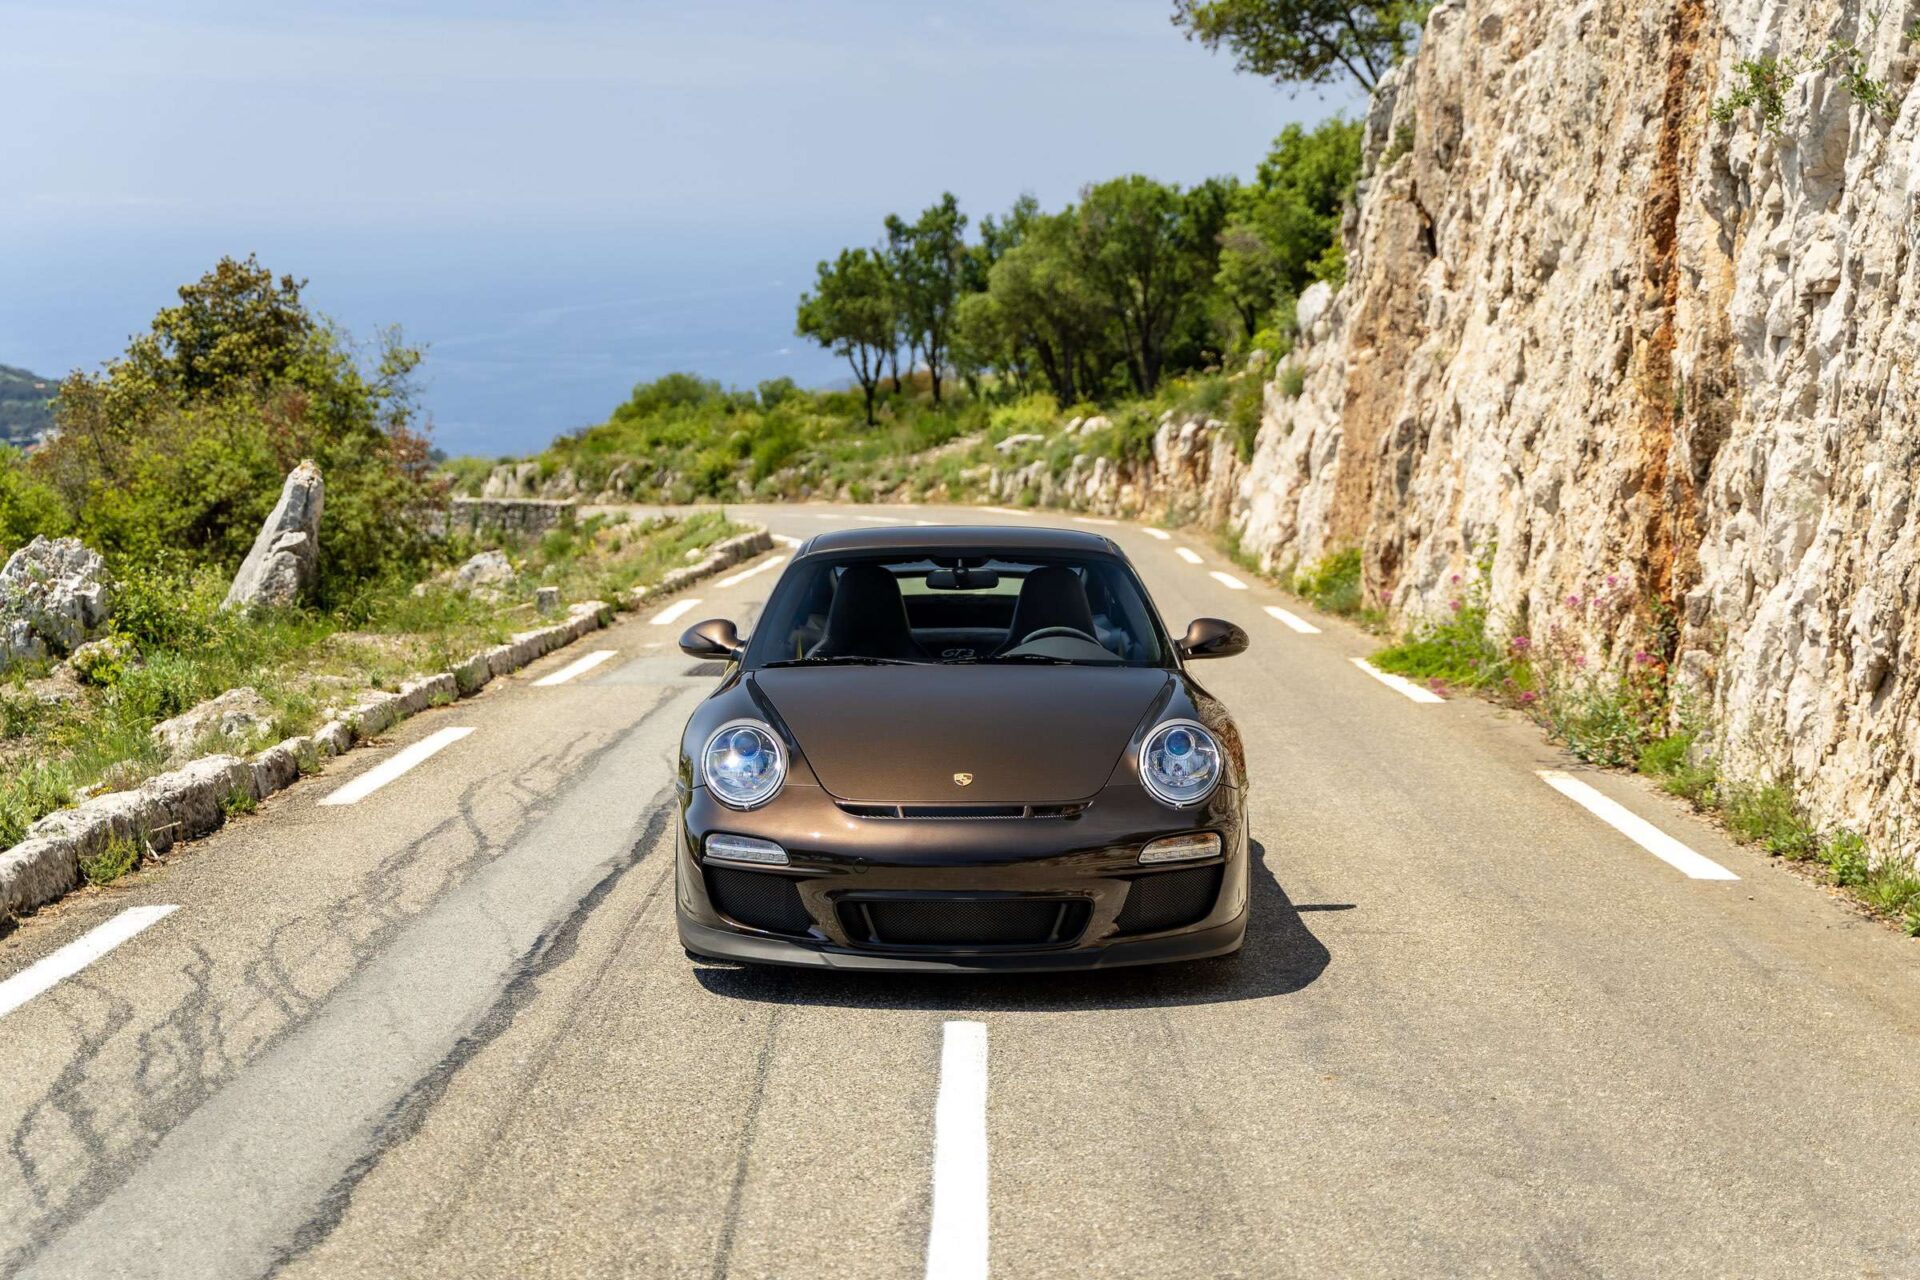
top-left (1017, 625), bottom-right (1100, 646)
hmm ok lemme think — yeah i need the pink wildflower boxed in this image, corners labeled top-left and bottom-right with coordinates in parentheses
top-left (1565, 593), bottom-right (1583, 608)
top-left (1449, 598), bottom-right (1463, 613)
top-left (1518, 690), bottom-right (1539, 705)
top-left (1509, 635), bottom-right (1532, 653)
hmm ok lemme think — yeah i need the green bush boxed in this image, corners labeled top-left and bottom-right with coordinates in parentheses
top-left (1819, 828), bottom-right (1870, 885)
top-left (1293, 547), bottom-right (1364, 616)
top-left (1723, 784), bottom-right (1819, 861)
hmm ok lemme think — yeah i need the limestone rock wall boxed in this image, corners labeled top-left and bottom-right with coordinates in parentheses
top-left (1232, 0), bottom-right (1920, 862)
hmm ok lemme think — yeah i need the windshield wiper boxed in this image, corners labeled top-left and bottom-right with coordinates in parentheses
top-left (760, 656), bottom-right (926, 668)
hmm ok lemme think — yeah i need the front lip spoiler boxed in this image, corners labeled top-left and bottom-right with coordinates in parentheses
top-left (678, 910), bottom-right (1246, 974)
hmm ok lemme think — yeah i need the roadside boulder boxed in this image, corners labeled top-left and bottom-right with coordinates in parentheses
top-left (225, 461), bottom-right (323, 610)
top-left (0, 536), bottom-right (111, 666)
top-left (151, 687), bottom-right (277, 764)
top-left (452, 549), bottom-right (514, 593)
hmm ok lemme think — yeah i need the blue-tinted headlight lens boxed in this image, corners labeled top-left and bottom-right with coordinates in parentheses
top-left (701, 721), bottom-right (787, 808)
top-left (1140, 720), bottom-right (1222, 807)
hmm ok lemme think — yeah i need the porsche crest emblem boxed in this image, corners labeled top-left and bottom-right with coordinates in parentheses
top-left (953, 772), bottom-right (974, 787)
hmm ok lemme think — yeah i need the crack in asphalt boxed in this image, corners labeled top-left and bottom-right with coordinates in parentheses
top-left (262, 787), bottom-right (679, 1276)
top-left (708, 1005), bottom-right (786, 1280)
top-left (2, 685), bottom-right (681, 1275)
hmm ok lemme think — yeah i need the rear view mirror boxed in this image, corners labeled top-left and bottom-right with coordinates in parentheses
top-left (1178, 617), bottom-right (1249, 660)
top-left (925, 568), bottom-right (1000, 590)
top-left (680, 618), bottom-right (744, 659)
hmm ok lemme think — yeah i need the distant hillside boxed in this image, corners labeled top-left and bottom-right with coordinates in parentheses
top-left (0, 364), bottom-right (56, 447)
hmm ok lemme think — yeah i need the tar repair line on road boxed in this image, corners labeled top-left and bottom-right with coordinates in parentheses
top-left (648, 598), bottom-right (703, 627)
top-left (1538, 770), bottom-right (1740, 881)
top-left (1350, 658), bottom-right (1446, 704)
top-left (926, 1020), bottom-right (990, 1280)
top-left (318, 727), bottom-right (476, 807)
top-left (1264, 605), bottom-right (1322, 634)
top-left (0, 905), bottom-right (178, 1020)
top-left (533, 650), bottom-right (620, 687)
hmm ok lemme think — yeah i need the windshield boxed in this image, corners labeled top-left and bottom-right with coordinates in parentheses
top-left (745, 553), bottom-right (1169, 668)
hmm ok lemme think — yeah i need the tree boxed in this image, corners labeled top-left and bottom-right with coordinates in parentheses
top-left (1170, 0), bottom-right (1431, 93)
top-left (1072, 176), bottom-right (1228, 394)
top-left (972, 213), bottom-right (1120, 404)
top-left (1215, 118), bottom-right (1363, 338)
top-left (885, 193), bottom-right (969, 404)
top-left (795, 248), bottom-right (897, 426)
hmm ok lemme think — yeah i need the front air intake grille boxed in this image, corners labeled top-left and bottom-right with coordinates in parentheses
top-left (706, 866), bottom-right (812, 935)
top-left (1114, 866), bottom-right (1223, 935)
top-left (835, 801), bottom-right (1089, 821)
top-left (839, 898), bottom-right (1091, 949)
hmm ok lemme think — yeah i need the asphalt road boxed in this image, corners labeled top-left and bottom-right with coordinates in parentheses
top-left (3, 502), bottom-right (1918, 1279)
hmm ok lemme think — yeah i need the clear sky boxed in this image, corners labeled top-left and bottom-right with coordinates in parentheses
top-left (0, 1), bottom-right (1358, 455)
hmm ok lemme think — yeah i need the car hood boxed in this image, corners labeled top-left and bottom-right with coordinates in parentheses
top-left (751, 666), bottom-right (1171, 804)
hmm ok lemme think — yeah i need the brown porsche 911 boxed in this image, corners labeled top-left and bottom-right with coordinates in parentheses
top-left (674, 525), bottom-right (1250, 972)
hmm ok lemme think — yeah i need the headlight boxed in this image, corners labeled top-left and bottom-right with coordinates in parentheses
top-left (700, 720), bottom-right (787, 809)
top-left (1138, 719), bottom-right (1223, 808)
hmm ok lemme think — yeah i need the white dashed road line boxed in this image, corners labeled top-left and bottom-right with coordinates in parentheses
top-left (649, 598), bottom-right (703, 627)
top-left (1209, 571), bottom-right (1249, 591)
top-left (855, 515), bottom-right (894, 524)
top-left (318, 727), bottom-right (476, 807)
top-left (716, 555), bottom-right (788, 588)
top-left (1537, 771), bottom-right (1740, 880)
top-left (772, 534), bottom-right (802, 547)
top-left (533, 650), bottom-right (619, 687)
top-left (1142, 528), bottom-right (1171, 541)
top-left (1175, 548), bottom-right (1203, 565)
top-left (1350, 658), bottom-right (1446, 704)
top-left (0, 905), bottom-right (179, 1020)
top-left (926, 1020), bottom-right (989, 1280)
top-left (1264, 605), bottom-right (1321, 634)
top-left (978, 507), bottom-right (1029, 517)
top-left (1072, 516), bottom-right (1118, 526)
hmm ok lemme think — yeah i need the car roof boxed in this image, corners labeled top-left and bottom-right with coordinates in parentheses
top-left (794, 523), bottom-right (1119, 558)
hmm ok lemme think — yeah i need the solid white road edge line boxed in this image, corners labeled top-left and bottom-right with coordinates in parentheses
top-left (716, 555), bottom-right (789, 588)
top-left (1537, 770), bottom-right (1740, 881)
top-left (926, 1020), bottom-right (989, 1280)
top-left (318, 727), bottom-right (476, 807)
top-left (1072, 515), bottom-right (1118, 526)
top-left (1350, 658), bottom-right (1446, 704)
top-left (649, 598), bottom-right (703, 627)
top-left (1175, 547), bottom-right (1203, 565)
top-left (533, 650), bottom-right (619, 687)
top-left (0, 905), bottom-right (179, 1020)
top-left (1264, 605), bottom-right (1322, 634)
top-left (1142, 528), bottom-right (1171, 540)
top-left (1209, 570), bottom-right (1249, 591)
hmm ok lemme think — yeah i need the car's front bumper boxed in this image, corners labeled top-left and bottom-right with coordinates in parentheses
top-left (674, 780), bottom-right (1249, 973)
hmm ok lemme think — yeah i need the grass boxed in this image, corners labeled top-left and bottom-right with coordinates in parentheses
top-left (80, 833), bottom-right (143, 886)
top-left (0, 512), bottom-right (740, 849)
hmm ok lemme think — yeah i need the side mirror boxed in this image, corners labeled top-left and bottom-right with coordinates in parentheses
top-left (680, 618), bottom-right (745, 660)
top-left (1178, 617), bottom-right (1249, 660)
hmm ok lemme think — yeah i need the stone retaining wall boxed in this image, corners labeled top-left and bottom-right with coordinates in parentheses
top-left (0, 524), bottom-right (774, 921)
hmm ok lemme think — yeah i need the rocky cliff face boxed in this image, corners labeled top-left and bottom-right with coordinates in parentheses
top-left (1234, 0), bottom-right (1920, 863)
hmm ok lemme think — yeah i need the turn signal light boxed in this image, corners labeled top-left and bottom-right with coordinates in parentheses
top-left (1139, 832), bottom-right (1221, 864)
top-left (706, 834), bottom-right (789, 866)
